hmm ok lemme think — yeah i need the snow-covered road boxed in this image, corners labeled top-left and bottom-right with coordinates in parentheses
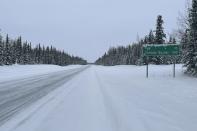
top-left (0, 65), bottom-right (88, 126)
top-left (1, 65), bottom-right (197, 131)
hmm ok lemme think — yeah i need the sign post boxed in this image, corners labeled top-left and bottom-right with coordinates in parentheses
top-left (143, 44), bottom-right (180, 78)
top-left (146, 57), bottom-right (149, 78)
top-left (173, 58), bottom-right (176, 78)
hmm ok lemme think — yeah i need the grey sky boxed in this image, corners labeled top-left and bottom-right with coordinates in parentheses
top-left (0, 0), bottom-right (186, 62)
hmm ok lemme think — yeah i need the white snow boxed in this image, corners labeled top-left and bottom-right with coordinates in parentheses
top-left (0, 64), bottom-right (83, 82)
top-left (1, 64), bottom-right (197, 131)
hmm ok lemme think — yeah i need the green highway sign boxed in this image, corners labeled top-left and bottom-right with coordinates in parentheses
top-left (143, 44), bottom-right (180, 56)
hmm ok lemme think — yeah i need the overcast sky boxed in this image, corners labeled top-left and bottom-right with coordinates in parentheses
top-left (0, 0), bottom-right (186, 62)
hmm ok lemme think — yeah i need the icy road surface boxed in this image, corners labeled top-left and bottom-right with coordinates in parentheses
top-left (0, 65), bottom-right (88, 126)
top-left (1, 65), bottom-right (197, 131)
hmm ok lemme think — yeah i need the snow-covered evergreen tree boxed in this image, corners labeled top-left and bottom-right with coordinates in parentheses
top-left (22, 42), bottom-right (31, 64)
top-left (148, 30), bottom-right (155, 44)
top-left (11, 41), bottom-right (17, 64)
top-left (16, 37), bottom-right (22, 64)
top-left (155, 15), bottom-right (166, 44)
top-left (0, 34), bottom-right (3, 65)
top-left (154, 15), bottom-right (167, 64)
top-left (4, 35), bottom-right (12, 65)
top-left (184, 0), bottom-right (197, 75)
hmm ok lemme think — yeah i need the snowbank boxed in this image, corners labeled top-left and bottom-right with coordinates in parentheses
top-left (0, 64), bottom-right (83, 82)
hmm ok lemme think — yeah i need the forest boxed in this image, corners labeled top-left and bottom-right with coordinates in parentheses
top-left (0, 34), bottom-right (87, 66)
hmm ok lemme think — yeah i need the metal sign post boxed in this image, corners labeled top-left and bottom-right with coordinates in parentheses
top-left (173, 58), bottom-right (176, 78)
top-left (146, 57), bottom-right (149, 78)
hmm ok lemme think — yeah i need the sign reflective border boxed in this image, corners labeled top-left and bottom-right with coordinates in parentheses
top-left (143, 44), bottom-right (180, 56)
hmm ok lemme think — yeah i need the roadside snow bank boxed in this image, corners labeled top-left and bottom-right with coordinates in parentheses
top-left (0, 64), bottom-right (83, 82)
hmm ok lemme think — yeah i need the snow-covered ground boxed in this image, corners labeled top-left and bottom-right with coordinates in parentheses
top-left (0, 64), bottom-right (83, 82)
top-left (0, 64), bottom-right (197, 131)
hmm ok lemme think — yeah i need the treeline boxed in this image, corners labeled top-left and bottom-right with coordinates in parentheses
top-left (96, 15), bottom-right (180, 66)
top-left (96, 0), bottom-right (197, 76)
top-left (0, 34), bottom-right (87, 66)
top-left (181, 0), bottom-right (197, 76)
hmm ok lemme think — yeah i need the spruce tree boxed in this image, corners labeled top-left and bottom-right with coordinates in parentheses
top-left (11, 41), bottom-right (17, 64)
top-left (16, 37), bottom-right (22, 64)
top-left (4, 35), bottom-right (12, 65)
top-left (0, 34), bottom-right (3, 65)
top-left (22, 42), bottom-right (31, 64)
top-left (147, 30), bottom-right (155, 64)
top-left (148, 30), bottom-right (155, 44)
top-left (172, 38), bottom-right (176, 44)
top-left (155, 15), bottom-right (166, 44)
top-left (38, 44), bottom-right (42, 64)
top-left (154, 15), bottom-right (166, 64)
top-left (184, 0), bottom-right (197, 75)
